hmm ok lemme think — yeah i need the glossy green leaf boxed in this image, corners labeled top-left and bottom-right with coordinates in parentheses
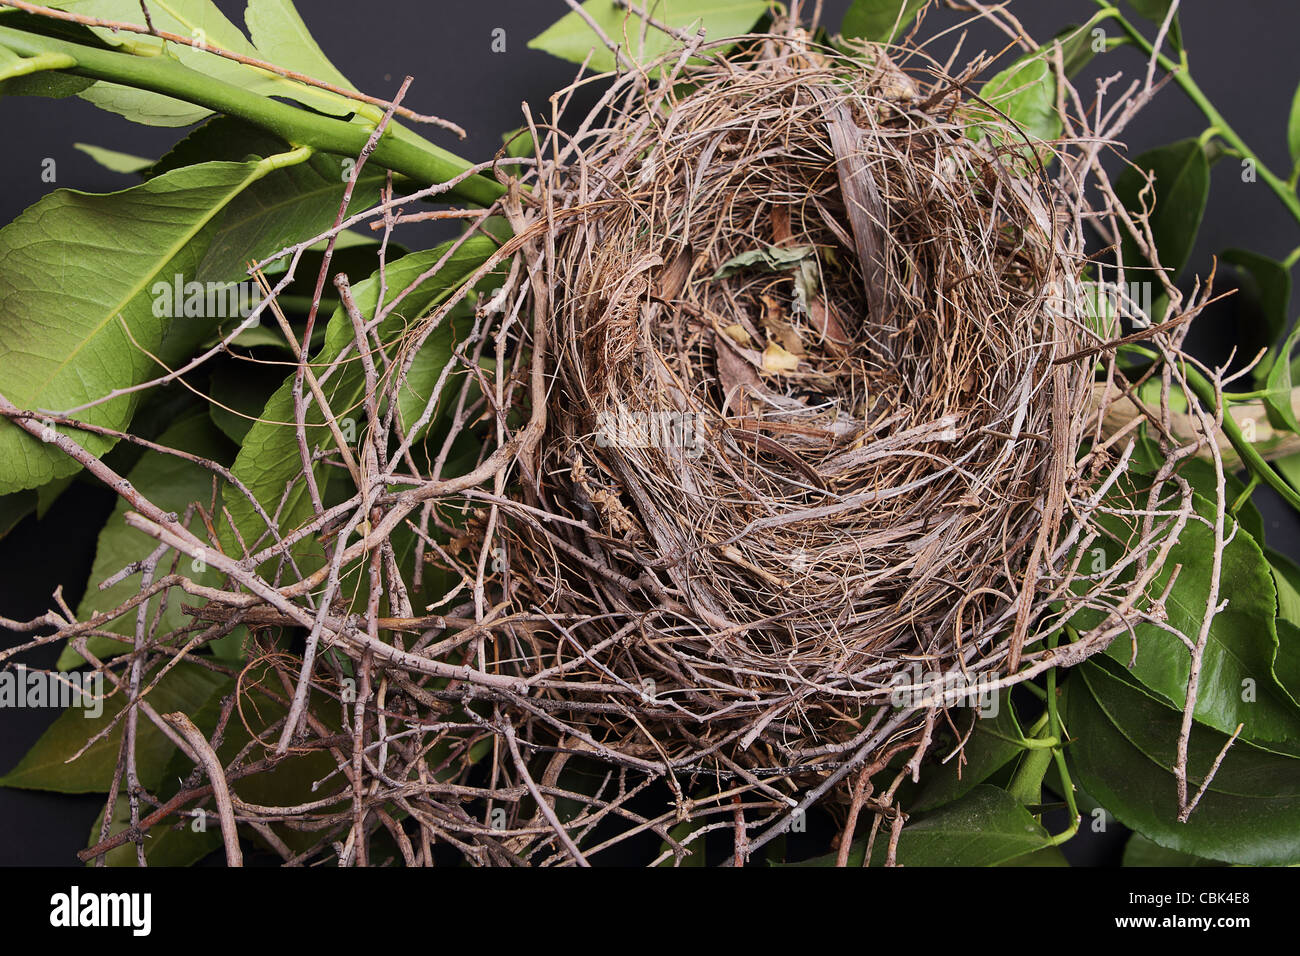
top-left (147, 118), bottom-right (385, 282)
top-left (1268, 547), bottom-right (1300, 625)
top-left (793, 785), bottom-right (1054, 866)
top-left (50, 0), bottom-right (357, 126)
top-left (159, 660), bottom-right (344, 854)
top-left (57, 412), bottom-right (232, 669)
top-left (222, 238), bottom-right (495, 572)
top-left (1265, 323), bottom-right (1300, 434)
top-left (1052, 22), bottom-right (1103, 79)
top-left (208, 357), bottom-right (290, 445)
top-left (1095, 475), bottom-right (1300, 754)
top-left (1065, 658), bottom-right (1300, 866)
top-left (0, 41), bottom-right (94, 99)
top-left (0, 489), bottom-right (36, 539)
top-left (529, 0), bottom-right (767, 73)
top-left (0, 159), bottom-right (276, 495)
top-left (0, 662), bottom-right (227, 793)
top-left (1122, 832), bottom-right (1220, 867)
top-left (1290, 79), bottom-right (1300, 166)
top-left (998, 845), bottom-right (1070, 867)
top-left (841, 0), bottom-right (925, 44)
top-left (1275, 452), bottom-right (1300, 495)
top-left (908, 694), bottom-right (1027, 812)
top-left (1113, 139), bottom-right (1209, 282)
top-left (244, 0), bottom-right (357, 92)
top-left (1123, 1), bottom-right (1182, 52)
top-left (1274, 619), bottom-right (1300, 707)
top-left (1178, 457), bottom-right (1264, 545)
top-left (88, 793), bottom-right (221, 866)
top-left (657, 818), bottom-right (707, 866)
top-left (74, 142), bottom-right (154, 174)
top-left (1220, 249), bottom-right (1291, 385)
top-left (975, 52), bottom-right (1061, 149)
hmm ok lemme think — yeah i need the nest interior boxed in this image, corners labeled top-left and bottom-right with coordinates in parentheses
top-left (506, 36), bottom-right (1097, 768)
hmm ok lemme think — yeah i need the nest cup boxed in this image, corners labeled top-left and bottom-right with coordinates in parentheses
top-left (509, 35), bottom-right (1096, 768)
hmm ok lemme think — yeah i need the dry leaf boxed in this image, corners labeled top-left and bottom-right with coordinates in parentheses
top-left (721, 323), bottom-right (755, 347)
top-left (771, 204), bottom-right (793, 246)
top-left (762, 342), bottom-right (801, 373)
top-left (715, 331), bottom-right (763, 416)
top-left (808, 297), bottom-right (851, 353)
top-left (760, 292), bottom-right (806, 356)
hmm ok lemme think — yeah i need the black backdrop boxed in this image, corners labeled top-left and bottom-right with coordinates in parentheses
top-left (2, 0), bottom-right (1299, 866)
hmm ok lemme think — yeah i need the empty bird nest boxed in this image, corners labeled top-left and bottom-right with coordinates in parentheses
top-left (32, 15), bottom-right (1218, 868)
top-left (479, 25), bottom-right (1182, 800)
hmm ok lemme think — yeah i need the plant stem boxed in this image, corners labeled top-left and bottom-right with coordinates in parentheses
top-left (1098, 4), bottom-right (1300, 232)
top-left (1046, 630), bottom-right (1080, 846)
top-left (0, 49), bottom-right (74, 81)
top-left (0, 24), bottom-right (504, 206)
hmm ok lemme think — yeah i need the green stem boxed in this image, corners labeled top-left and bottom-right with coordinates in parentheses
top-left (1123, 343), bottom-right (1300, 510)
top-left (0, 49), bottom-right (74, 81)
top-left (1184, 361), bottom-right (1300, 510)
top-left (0, 24), bottom-right (503, 207)
top-left (1098, 5), bottom-right (1300, 231)
top-left (1046, 630), bottom-right (1080, 846)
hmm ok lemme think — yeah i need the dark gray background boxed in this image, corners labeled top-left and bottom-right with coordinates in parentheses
top-left (1, 0), bottom-right (1298, 866)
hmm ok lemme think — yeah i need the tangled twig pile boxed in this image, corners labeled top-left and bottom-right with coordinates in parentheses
top-left (2, 6), bottom-right (1231, 866)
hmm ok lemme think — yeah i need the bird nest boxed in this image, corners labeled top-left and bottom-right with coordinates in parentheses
top-left (22, 14), bottom-right (1217, 869)
top-left (491, 31), bottom-right (1125, 782)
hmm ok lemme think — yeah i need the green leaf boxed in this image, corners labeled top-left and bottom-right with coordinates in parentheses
top-left (208, 356), bottom-right (290, 444)
top-left (74, 141), bottom-right (154, 174)
top-left (0, 489), bottom-right (37, 539)
top-left (1265, 323), bottom-right (1300, 434)
top-left (1268, 547), bottom-right (1300, 625)
top-left (502, 126), bottom-right (536, 160)
top-left (243, 0), bottom-right (358, 92)
top-left (57, 411), bottom-right (232, 669)
top-left (0, 661), bottom-right (228, 793)
top-left (529, 0), bottom-right (768, 73)
top-left (712, 244), bottom-right (815, 279)
top-left (1113, 138), bottom-right (1210, 282)
top-left (793, 786), bottom-right (1054, 866)
top-left (1052, 22), bottom-right (1103, 79)
top-left (1179, 457), bottom-right (1264, 546)
top-left (88, 793), bottom-right (221, 866)
top-left (0, 40), bottom-right (94, 98)
top-left (1094, 474), bottom-right (1300, 754)
top-left (222, 239), bottom-right (495, 572)
top-left (1122, 832), bottom-right (1220, 867)
top-left (1066, 658), bottom-right (1300, 866)
top-left (1290, 80), bottom-right (1300, 167)
top-left (657, 818), bottom-right (707, 866)
top-left (1221, 249), bottom-right (1291, 385)
top-left (1275, 452), bottom-right (1300, 495)
top-left (158, 659), bottom-right (344, 854)
top-left (50, 0), bottom-right (359, 126)
top-left (1123, 1), bottom-right (1182, 52)
top-left (974, 52), bottom-right (1062, 148)
top-left (908, 694), bottom-right (1028, 812)
top-left (0, 158), bottom-right (279, 495)
top-left (147, 118), bottom-right (386, 282)
top-left (998, 845), bottom-right (1070, 867)
top-left (840, 0), bottom-right (925, 44)
top-left (1275, 619), bottom-right (1300, 707)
